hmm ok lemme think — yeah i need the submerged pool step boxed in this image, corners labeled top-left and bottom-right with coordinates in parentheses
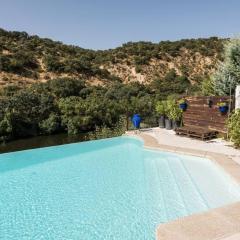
top-left (166, 155), bottom-right (208, 214)
top-left (144, 151), bottom-right (209, 222)
top-left (143, 157), bottom-right (168, 224)
top-left (144, 154), bottom-right (188, 222)
top-left (155, 156), bottom-right (188, 221)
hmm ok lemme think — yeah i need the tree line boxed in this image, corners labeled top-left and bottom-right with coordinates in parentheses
top-left (0, 78), bottom-right (155, 142)
top-left (0, 65), bottom-right (197, 143)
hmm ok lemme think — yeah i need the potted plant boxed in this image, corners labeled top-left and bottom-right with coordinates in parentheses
top-left (178, 98), bottom-right (187, 111)
top-left (155, 101), bottom-right (166, 128)
top-left (165, 117), bottom-right (172, 130)
top-left (162, 100), bottom-right (172, 130)
top-left (168, 100), bottom-right (183, 129)
top-left (217, 102), bottom-right (229, 114)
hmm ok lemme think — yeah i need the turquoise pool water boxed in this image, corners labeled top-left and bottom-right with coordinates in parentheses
top-left (0, 136), bottom-right (240, 240)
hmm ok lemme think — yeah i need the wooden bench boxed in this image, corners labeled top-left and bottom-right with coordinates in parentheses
top-left (175, 125), bottom-right (218, 141)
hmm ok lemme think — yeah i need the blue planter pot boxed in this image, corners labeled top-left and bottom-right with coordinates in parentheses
top-left (179, 103), bottom-right (187, 111)
top-left (219, 106), bottom-right (228, 114)
top-left (132, 114), bottom-right (141, 129)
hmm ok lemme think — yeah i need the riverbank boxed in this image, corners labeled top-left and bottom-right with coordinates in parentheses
top-left (0, 132), bottom-right (88, 154)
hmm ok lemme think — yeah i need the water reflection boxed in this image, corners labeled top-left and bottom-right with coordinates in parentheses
top-left (0, 133), bottom-right (88, 154)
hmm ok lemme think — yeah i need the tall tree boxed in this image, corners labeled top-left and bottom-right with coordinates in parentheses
top-left (213, 38), bottom-right (240, 95)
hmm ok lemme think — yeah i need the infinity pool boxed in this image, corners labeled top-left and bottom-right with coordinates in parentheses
top-left (0, 136), bottom-right (239, 239)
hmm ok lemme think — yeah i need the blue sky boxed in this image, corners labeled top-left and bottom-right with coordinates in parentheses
top-left (0, 0), bottom-right (239, 50)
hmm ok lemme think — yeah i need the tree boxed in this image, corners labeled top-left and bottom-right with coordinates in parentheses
top-left (201, 77), bottom-right (216, 96)
top-left (227, 110), bottom-right (240, 147)
top-left (47, 78), bottom-right (86, 98)
top-left (151, 69), bottom-right (191, 99)
top-left (58, 95), bottom-right (122, 134)
top-left (7, 90), bottom-right (57, 138)
top-left (213, 38), bottom-right (240, 95)
top-left (58, 97), bottom-right (91, 134)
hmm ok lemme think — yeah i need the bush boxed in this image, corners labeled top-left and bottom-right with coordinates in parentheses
top-left (227, 110), bottom-right (240, 147)
top-left (47, 78), bottom-right (86, 98)
top-left (155, 101), bottom-right (166, 116)
top-left (0, 113), bottom-right (12, 138)
top-left (165, 100), bottom-right (182, 121)
top-left (135, 65), bottom-right (142, 73)
top-left (88, 116), bottom-right (125, 140)
top-left (134, 55), bottom-right (150, 65)
top-left (0, 90), bottom-right (57, 139)
top-left (201, 77), bottom-right (216, 96)
top-left (39, 113), bottom-right (60, 134)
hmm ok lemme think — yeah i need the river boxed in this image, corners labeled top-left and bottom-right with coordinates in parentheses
top-left (0, 133), bottom-right (89, 154)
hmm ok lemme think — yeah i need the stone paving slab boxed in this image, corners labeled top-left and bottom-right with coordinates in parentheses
top-left (156, 202), bottom-right (240, 240)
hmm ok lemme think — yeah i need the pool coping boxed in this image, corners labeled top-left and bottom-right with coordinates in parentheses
top-left (125, 131), bottom-right (240, 240)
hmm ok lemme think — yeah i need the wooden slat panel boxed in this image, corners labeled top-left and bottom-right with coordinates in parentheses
top-left (183, 96), bottom-right (232, 133)
top-left (183, 116), bottom-right (226, 124)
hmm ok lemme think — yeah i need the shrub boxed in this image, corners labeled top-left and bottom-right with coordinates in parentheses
top-left (88, 116), bottom-right (125, 140)
top-left (227, 110), bottom-right (240, 147)
top-left (47, 78), bottom-right (86, 98)
top-left (201, 77), bottom-right (216, 96)
top-left (39, 113), bottom-right (60, 134)
top-left (134, 55), bottom-right (150, 65)
top-left (0, 113), bottom-right (12, 138)
top-left (135, 65), bottom-right (142, 73)
top-left (166, 100), bottom-right (182, 121)
top-left (155, 101), bottom-right (166, 116)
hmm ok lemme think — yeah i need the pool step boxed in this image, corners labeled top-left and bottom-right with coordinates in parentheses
top-left (144, 151), bottom-right (209, 223)
top-left (166, 155), bottom-right (208, 214)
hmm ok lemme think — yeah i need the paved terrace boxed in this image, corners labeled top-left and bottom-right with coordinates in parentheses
top-left (143, 128), bottom-right (240, 163)
top-left (126, 128), bottom-right (240, 240)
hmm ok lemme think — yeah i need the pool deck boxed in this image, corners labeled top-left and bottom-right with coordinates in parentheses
top-left (125, 128), bottom-right (240, 240)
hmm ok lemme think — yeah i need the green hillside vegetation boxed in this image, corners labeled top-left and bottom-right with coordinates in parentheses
top-left (0, 29), bottom-right (119, 81)
top-left (0, 28), bottom-right (224, 85)
top-left (0, 78), bottom-right (156, 142)
top-left (0, 28), bottom-right (227, 142)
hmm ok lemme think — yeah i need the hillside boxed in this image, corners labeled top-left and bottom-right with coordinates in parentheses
top-left (0, 28), bottom-right (224, 87)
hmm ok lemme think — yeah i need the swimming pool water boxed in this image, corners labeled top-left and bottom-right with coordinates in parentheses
top-left (0, 136), bottom-right (239, 239)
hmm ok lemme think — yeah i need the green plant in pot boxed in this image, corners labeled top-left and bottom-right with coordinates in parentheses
top-left (164, 100), bottom-right (173, 130)
top-left (155, 101), bottom-right (166, 128)
top-left (167, 100), bottom-right (183, 130)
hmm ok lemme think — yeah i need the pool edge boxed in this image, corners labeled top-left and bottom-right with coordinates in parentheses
top-left (125, 131), bottom-right (240, 240)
